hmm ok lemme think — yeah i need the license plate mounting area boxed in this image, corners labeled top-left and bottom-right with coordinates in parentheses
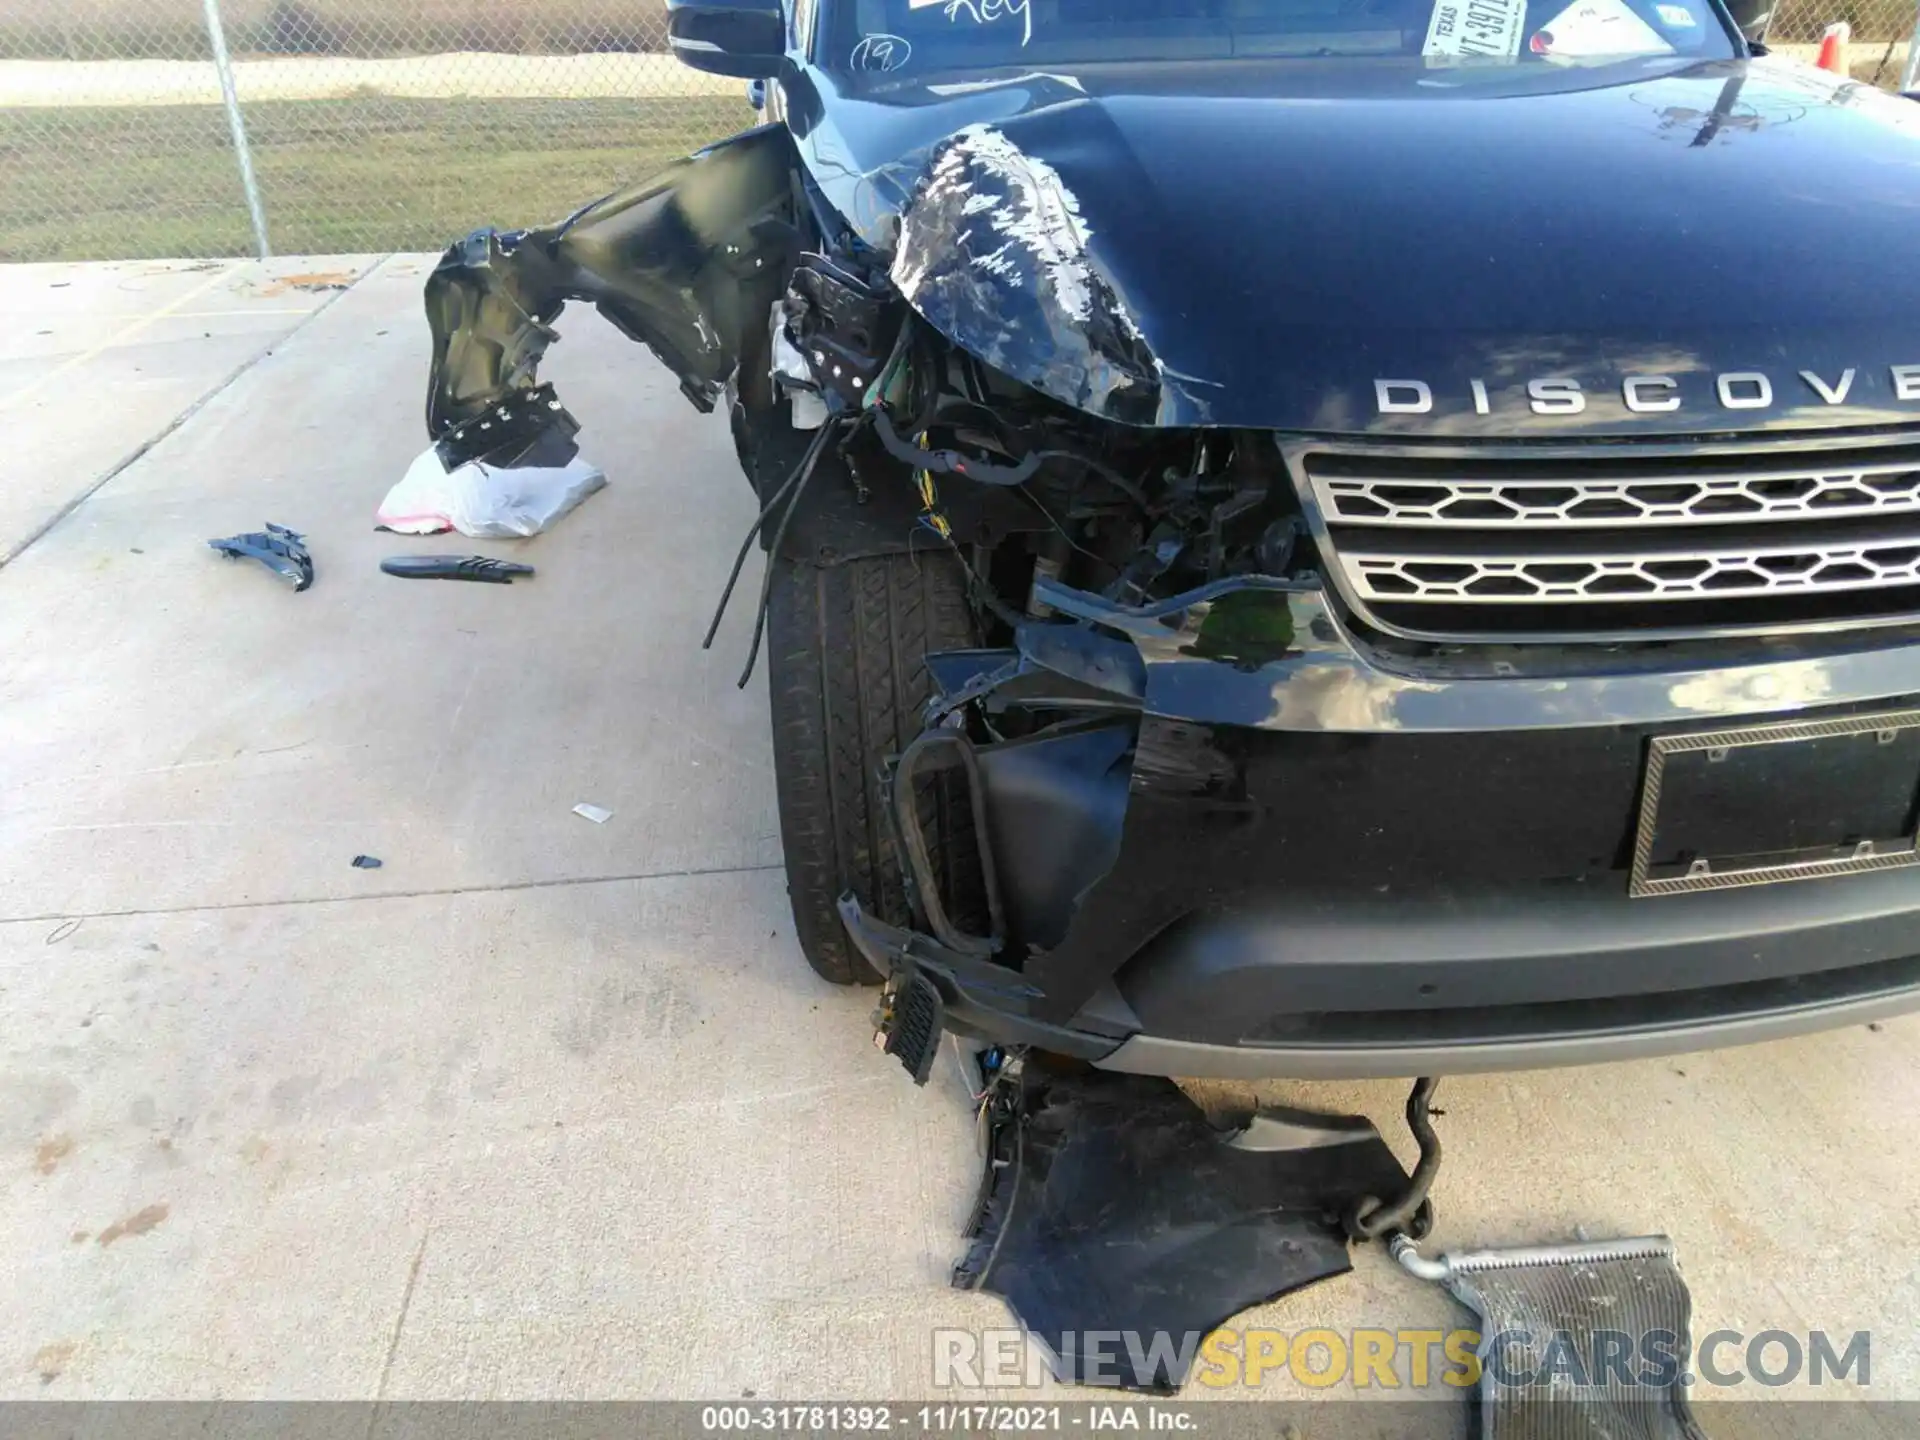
top-left (1630, 710), bottom-right (1920, 897)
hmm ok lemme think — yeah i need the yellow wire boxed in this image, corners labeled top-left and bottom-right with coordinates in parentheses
top-left (916, 451), bottom-right (952, 540)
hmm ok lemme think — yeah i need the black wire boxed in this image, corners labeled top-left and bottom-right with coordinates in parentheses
top-left (970, 1092), bottom-right (1025, 1290)
top-left (871, 405), bottom-right (1041, 486)
top-left (876, 401), bottom-right (1149, 511)
top-left (702, 422), bottom-right (835, 652)
top-left (735, 420), bottom-right (841, 689)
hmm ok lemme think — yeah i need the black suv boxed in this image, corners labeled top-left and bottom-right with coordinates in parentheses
top-left (423, 0), bottom-right (1920, 1079)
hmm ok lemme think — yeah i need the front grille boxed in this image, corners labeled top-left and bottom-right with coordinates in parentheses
top-left (1315, 458), bottom-right (1920, 529)
top-left (1347, 529), bottom-right (1920, 605)
top-left (1299, 435), bottom-right (1920, 640)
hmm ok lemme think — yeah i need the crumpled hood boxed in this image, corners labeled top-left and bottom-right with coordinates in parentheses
top-left (793, 57), bottom-right (1920, 435)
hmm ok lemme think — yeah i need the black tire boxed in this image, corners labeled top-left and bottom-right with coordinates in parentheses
top-left (767, 551), bottom-right (983, 985)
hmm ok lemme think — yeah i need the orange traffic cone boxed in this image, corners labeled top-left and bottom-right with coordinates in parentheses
top-left (1814, 21), bottom-right (1851, 76)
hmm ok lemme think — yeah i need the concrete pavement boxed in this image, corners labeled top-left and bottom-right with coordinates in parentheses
top-left (0, 257), bottom-right (379, 566)
top-left (2, 255), bottom-right (1917, 1414)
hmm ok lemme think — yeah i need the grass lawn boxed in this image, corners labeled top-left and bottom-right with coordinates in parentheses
top-left (0, 94), bottom-right (754, 261)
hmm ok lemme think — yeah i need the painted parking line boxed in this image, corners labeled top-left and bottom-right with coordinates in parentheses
top-left (0, 263), bottom-right (248, 416)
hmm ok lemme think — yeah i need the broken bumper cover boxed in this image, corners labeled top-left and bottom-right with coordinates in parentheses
top-left (850, 579), bottom-right (1920, 1078)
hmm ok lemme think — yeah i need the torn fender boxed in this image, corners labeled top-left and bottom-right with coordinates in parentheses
top-left (424, 123), bottom-right (800, 442)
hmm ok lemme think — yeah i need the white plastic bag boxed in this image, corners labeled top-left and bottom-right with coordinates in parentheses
top-left (377, 446), bottom-right (607, 538)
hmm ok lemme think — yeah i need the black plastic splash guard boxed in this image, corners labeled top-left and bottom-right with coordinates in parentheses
top-left (953, 1068), bottom-right (1416, 1393)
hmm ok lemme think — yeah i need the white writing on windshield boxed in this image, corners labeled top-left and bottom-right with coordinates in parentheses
top-left (910, 0), bottom-right (1034, 48)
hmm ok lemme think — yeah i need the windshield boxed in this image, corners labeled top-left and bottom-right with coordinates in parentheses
top-left (821, 0), bottom-right (1734, 73)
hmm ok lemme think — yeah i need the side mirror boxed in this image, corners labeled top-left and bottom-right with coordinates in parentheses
top-left (669, 0), bottom-right (786, 80)
top-left (1719, 0), bottom-right (1773, 44)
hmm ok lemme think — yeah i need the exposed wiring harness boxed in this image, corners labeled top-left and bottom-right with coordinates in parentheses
top-left (703, 418), bottom-right (842, 688)
top-left (707, 310), bottom-right (1159, 682)
top-left (871, 404), bottom-right (1151, 512)
top-left (872, 405), bottom-right (1042, 487)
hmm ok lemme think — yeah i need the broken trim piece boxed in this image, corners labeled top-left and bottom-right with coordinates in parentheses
top-left (423, 124), bottom-right (800, 440)
top-left (839, 893), bottom-right (1113, 1064)
top-left (953, 1065), bottom-right (1420, 1392)
top-left (207, 522), bottom-right (313, 591)
top-left (891, 728), bottom-right (1007, 959)
top-left (379, 556), bottom-right (535, 584)
top-left (434, 382), bottom-right (579, 471)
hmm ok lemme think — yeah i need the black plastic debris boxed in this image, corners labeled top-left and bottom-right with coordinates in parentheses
top-left (350, 855), bottom-right (383, 870)
top-left (434, 381), bottom-right (581, 470)
top-left (208, 523), bottom-right (313, 591)
top-left (954, 1066), bottom-right (1420, 1393)
top-left (380, 556), bottom-right (534, 584)
top-left (880, 972), bottom-right (945, 1085)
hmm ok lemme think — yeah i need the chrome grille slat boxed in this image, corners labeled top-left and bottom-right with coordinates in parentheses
top-left (1300, 436), bottom-right (1920, 638)
top-left (1312, 460), bottom-right (1920, 529)
top-left (1346, 534), bottom-right (1920, 605)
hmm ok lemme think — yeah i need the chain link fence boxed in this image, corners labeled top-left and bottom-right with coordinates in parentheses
top-left (0, 1), bottom-right (754, 261)
top-left (1771, 0), bottom-right (1919, 84)
top-left (2, 1), bottom-right (1916, 263)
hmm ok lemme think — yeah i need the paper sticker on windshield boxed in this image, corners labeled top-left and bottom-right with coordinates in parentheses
top-left (1655, 2), bottom-right (1698, 24)
top-left (1423, 0), bottom-right (1527, 59)
top-left (1530, 0), bottom-right (1674, 55)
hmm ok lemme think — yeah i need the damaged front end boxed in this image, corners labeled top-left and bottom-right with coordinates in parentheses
top-left (422, 103), bottom-right (1920, 1092)
top-left (415, 120), bottom-right (1325, 1083)
top-left (402, 49), bottom-right (1920, 1412)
